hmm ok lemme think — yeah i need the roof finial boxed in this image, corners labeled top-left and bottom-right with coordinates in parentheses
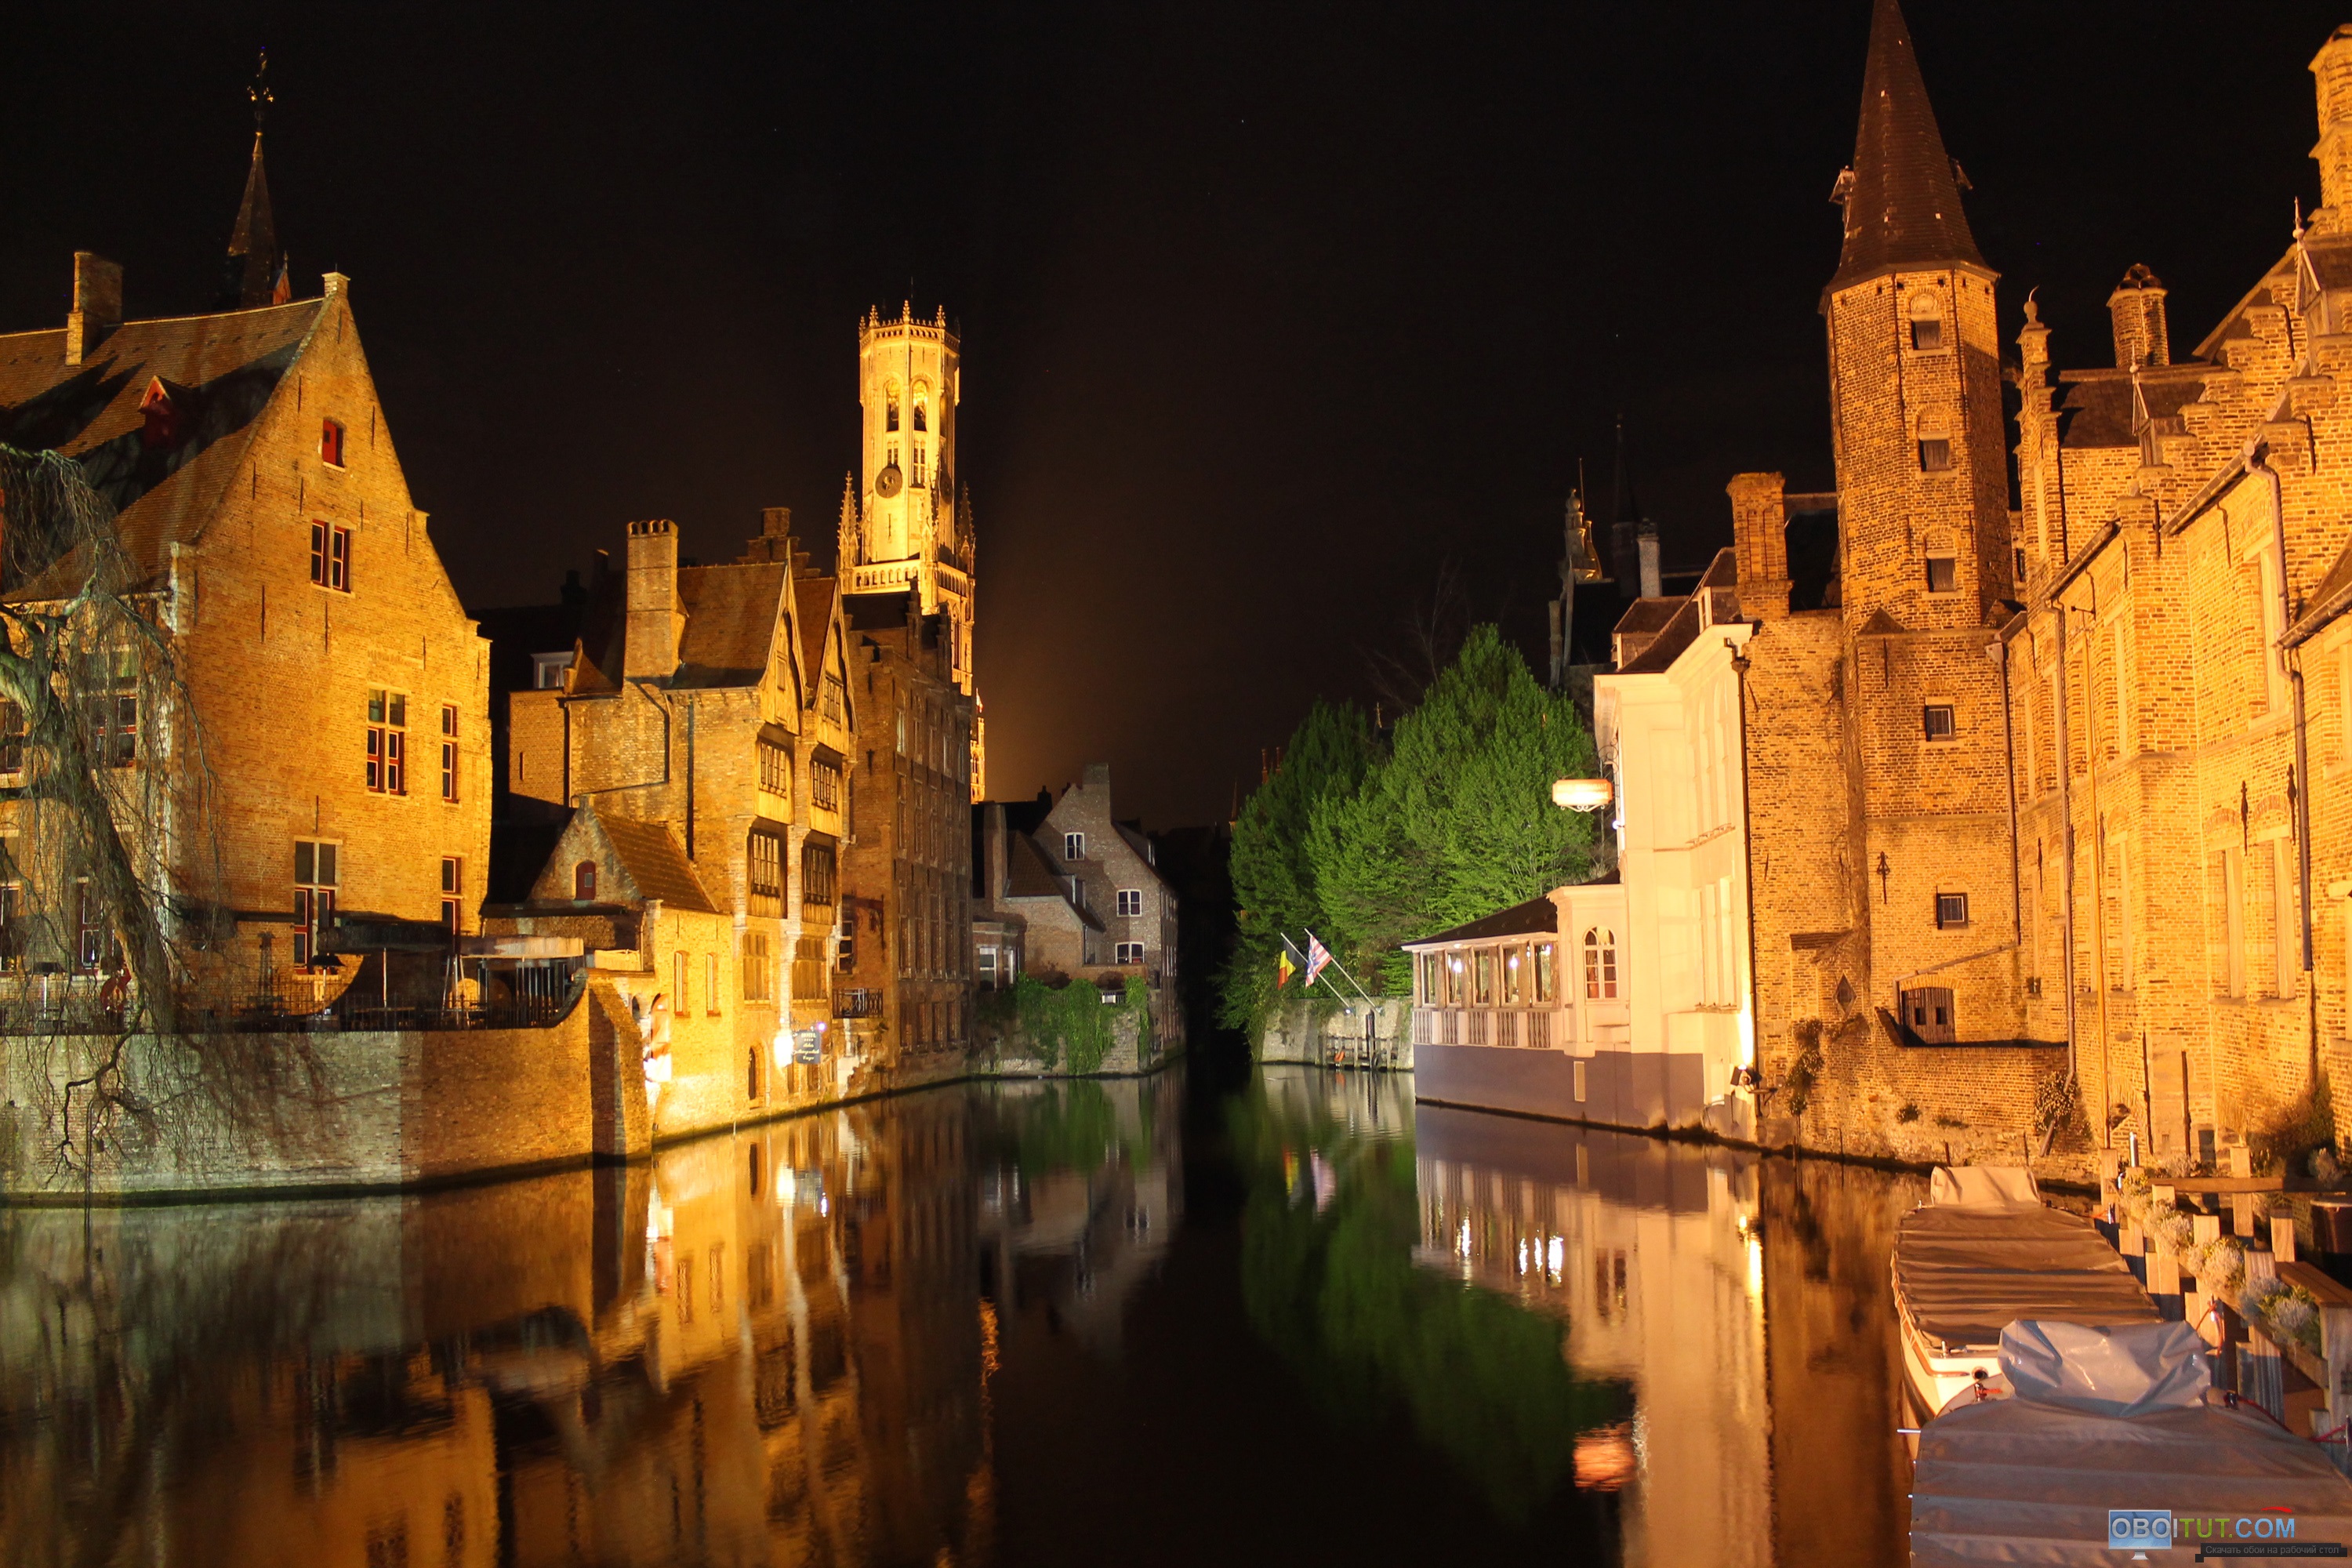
top-left (249, 48), bottom-right (273, 135)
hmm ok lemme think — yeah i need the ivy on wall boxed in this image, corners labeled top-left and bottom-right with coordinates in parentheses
top-left (978, 973), bottom-right (1148, 1075)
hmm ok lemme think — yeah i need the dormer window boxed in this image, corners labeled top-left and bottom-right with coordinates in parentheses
top-left (320, 419), bottom-right (346, 468)
top-left (1907, 292), bottom-right (1944, 350)
top-left (139, 378), bottom-right (178, 448)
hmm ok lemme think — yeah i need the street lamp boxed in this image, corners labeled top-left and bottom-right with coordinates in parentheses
top-left (1552, 778), bottom-right (1613, 813)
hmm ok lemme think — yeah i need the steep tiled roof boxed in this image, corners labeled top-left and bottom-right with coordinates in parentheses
top-left (1615, 595), bottom-right (1701, 674)
top-left (1403, 892), bottom-right (1559, 949)
top-left (793, 574), bottom-right (837, 697)
top-left (0, 299), bottom-right (322, 596)
top-left (2053, 369), bottom-right (2207, 450)
top-left (1828, 0), bottom-right (1985, 290)
top-left (597, 814), bottom-right (720, 913)
top-left (674, 561), bottom-right (786, 688)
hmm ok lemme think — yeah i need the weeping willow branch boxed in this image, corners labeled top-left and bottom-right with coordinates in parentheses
top-left (0, 444), bottom-right (227, 1171)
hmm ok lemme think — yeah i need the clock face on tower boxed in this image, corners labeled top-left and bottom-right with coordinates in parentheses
top-left (876, 465), bottom-right (903, 499)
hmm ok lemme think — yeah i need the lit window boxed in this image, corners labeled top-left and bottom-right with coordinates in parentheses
top-left (531, 652), bottom-right (572, 689)
top-left (758, 739), bottom-right (791, 799)
top-left (1922, 704), bottom-right (1956, 741)
top-left (320, 419), bottom-right (345, 467)
top-left (749, 831), bottom-right (784, 916)
top-left (293, 840), bottom-right (339, 967)
top-left (573, 860), bottom-right (597, 901)
top-left (742, 933), bottom-right (772, 1002)
top-left (365, 689), bottom-right (406, 793)
top-left (1936, 892), bottom-right (1969, 928)
top-left (1535, 942), bottom-right (1555, 1002)
top-left (1925, 556), bottom-right (1958, 593)
top-left (1908, 294), bottom-right (1944, 351)
top-left (802, 840), bottom-right (837, 913)
top-left (1065, 832), bottom-right (1085, 861)
top-left (1116, 942), bottom-right (1145, 964)
top-left (1583, 927), bottom-right (1618, 1000)
top-left (76, 883), bottom-right (112, 973)
top-left (440, 856), bottom-right (462, 931)
top-left (1918, 437), bottom-right (1952, 472)
top-left (440, 705), bottom-right (459, 801)
top-left (1117, 888), bottom-right (1143, 916)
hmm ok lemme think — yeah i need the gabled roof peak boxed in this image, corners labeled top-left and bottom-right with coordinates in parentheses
top-left (1828, 0), bottom-right (1987, 292)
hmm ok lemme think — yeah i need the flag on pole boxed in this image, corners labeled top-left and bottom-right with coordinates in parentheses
top-left (1305, 935), bottom-right (1333, 989)
top-left (1276, 947), bottom-right (1297, 987)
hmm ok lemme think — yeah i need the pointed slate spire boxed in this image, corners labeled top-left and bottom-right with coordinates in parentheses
top-left (1828, 0), bottom-right (1984, 290)
top-left (224, 51), bottom-right (281, 310)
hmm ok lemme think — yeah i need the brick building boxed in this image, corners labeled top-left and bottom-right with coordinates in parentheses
top-left (1601, 4), bottom-right (2352, 1169)
top-left (481, 505), bottom-right (865, 1132)
top-left (0, 127), bottom-right (490, 1001)
top-left (971, 764), bottom-right (1183, 1052)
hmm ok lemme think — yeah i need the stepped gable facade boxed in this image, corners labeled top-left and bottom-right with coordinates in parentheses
top-left (0, 187), bottom-right (490, 980)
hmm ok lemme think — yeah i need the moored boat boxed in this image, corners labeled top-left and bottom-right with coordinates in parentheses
top-left (1892, 1165), bottom-right (2159, 1421)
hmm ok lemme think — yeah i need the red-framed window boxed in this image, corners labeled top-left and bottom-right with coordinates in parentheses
top-left (320, 419), bottom-right (346, 467)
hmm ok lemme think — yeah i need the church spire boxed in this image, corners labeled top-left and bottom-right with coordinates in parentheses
top-left (1828, 0), bottom-right (1984, 290)
top-left (224, 50), bottom-right (283, 310)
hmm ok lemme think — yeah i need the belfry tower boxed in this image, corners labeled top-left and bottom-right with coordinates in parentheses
top-left (1823, 0), bottom-right (2011, 630)
top-left (839, 303), bottom-right (977, 700)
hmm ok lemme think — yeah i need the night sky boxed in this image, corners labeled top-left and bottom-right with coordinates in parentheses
top-left (2, 2), bottom-right (2343, 826)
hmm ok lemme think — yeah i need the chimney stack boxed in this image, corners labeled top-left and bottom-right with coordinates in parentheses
top-left (1637, 525), bottom-right (1661, 601)
top-left (1727, 472), bottom-right (1792, 619)
top-left (2107, 265), bottom-right (2170, 369)
top-left (64, 252), bottom-right (123, 367)
top-left (623, 520), bottom-right (684, 680)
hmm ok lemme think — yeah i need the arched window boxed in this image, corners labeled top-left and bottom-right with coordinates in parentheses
top-left (1907, 291), bottom-right (1944, 351)
top-left (885, 389), bottom-right (900, 432)
top-left (574, 861), bottom-right (597, 901)
top-left (1583, 927), bottom-right (1617, 1000)
top-left (913, 397), bottom-right (927, 433)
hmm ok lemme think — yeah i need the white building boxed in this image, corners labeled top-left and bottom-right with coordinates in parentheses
top-left (1590, 551), bottom-right (1759, 1137)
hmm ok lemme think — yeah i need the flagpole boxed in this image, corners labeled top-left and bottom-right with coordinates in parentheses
top-left (1303, 929), bottom-right (1378, 1007)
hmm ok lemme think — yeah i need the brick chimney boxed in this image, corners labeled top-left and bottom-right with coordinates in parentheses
top-left (1727, 472), bottom-right (1791, 619)
top-left (623, 520), bottom-right (684, 680)
top-left (64, 252), bottom-right (123, 367)
top-left (2107, 265), bottom-right (2169, 369)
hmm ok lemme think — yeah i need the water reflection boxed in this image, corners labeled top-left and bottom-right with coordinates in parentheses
top-left (1, 1065), bottom-right (1921, 1567)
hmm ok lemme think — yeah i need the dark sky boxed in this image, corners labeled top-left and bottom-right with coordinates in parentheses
top-left (2, 2), bottom-right (2343, 826)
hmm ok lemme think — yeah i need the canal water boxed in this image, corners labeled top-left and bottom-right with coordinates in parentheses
top-left (0, 1060), bottom-right (1926, 1566)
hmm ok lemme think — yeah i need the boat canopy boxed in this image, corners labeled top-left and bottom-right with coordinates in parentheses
top-left (1912, 1322), bottom-right (2352, 1566)
top-left (1894, 1202), bottom-right (2158, 1352)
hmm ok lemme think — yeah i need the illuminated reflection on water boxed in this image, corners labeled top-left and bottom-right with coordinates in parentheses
top-left (0, 1065), bottom-right (1921, 1566)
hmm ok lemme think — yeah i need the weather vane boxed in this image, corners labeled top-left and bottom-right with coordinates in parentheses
top-left (249, 49), bottom-right (272, 132)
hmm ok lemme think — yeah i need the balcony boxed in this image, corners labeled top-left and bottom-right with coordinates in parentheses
top-left (834, 986), bottom-right (884, 1019)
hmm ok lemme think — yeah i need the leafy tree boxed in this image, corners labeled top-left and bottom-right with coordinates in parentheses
top-left (1218, 701), bottom-right (1372, 1031)
top-left (1311, 625), bottom-right (1598, 988)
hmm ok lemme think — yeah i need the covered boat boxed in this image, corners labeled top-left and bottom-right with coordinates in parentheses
top-left (1893, 1166), bottom-right (2158, 1418)
top-left (1911, 1320), bottom-right (2352, 1565)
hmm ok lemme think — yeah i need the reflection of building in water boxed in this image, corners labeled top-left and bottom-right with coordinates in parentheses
top-left (1414, 1107), bottom-right (1769, 1568)
top-left (0, 1091), bottom-right (992, 1568)
top-left (1256, 1062), bottom-right (1417, 1148)
top-left (978, 1077), bottom-right (1184, 1356)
